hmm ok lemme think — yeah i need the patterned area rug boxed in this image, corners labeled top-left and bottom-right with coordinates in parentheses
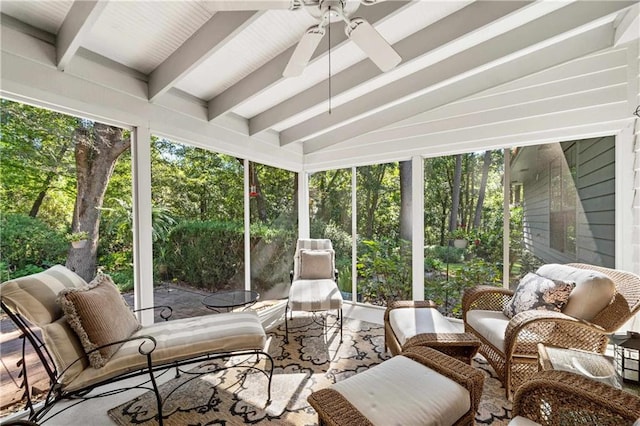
top-left (108, 316), bottom-right (511, 425)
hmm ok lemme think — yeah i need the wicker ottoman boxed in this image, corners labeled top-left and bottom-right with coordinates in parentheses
top-left (384, 300), bottom-right (480, 364)
top-left (308, 346), bottom-right (484, 426)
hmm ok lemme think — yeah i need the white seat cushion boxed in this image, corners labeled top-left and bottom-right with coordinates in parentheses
top-left (332, 355), bottom-right (470, 426)
top-left (288, 279), bottom-right (343, 311)
top-left (389, 307), bottom-right (458, 345)
top-left (65, 311), bottom-right (266, 392)
top-left (465, 310), bottom-right (509, 353)
top-left (509, 416), bottom-right (541, 426)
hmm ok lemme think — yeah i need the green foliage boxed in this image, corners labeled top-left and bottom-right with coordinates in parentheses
top-left (426, 245), bottom-right (464, 263)
top-left (166, 221), bottom-right (244, 288)
top-left (109, 269), bottom-right (135, 293)
top-left (357, 238), bottom-right (412, 305)
top-left (66, 231), bottom-right (89, 242)
top-left (424, 256), bottom-right (443, 272)
top-left (0, 99), bottom-right (78, 226)
top-left (449, 258), bottom-right (502, 318)
top-left (0, 213), bottom-right (67, 277)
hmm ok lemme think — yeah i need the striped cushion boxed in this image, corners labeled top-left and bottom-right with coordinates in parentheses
top-left (1, 265), bottom-right (87, 326)
top-left (289, 279), bottom-right (343, 311)
top-left (64, 311), bottom-right (266, 391)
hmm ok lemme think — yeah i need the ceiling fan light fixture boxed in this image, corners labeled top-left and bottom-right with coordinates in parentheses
top-left (346, 17), bottom-right (401, 72)
top-left (282, 25), bottom-right (326, 77)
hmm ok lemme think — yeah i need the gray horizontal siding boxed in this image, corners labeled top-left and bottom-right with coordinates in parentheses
top-left (517, 136), bottom-right (615, 267)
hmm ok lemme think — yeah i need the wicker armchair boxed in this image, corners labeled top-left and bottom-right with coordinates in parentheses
top-left (462, 263), bottom-right (640, 399)
top-left (511, 370), bottom-right (640, 425)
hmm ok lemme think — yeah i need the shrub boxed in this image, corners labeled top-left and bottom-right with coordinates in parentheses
top-left (426, 245), bottom-right (464, 264)
top-left (0, 212), bottom-right (67, 277)
top-left (166, 221), bottom-right (245, 289)
top-left (357, 238), bottom-right (412, 306)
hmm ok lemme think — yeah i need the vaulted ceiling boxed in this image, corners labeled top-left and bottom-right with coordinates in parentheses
top-left (1, 0), bottom-right (638, 171)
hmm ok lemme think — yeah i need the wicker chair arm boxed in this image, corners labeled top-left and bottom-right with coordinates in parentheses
top-left (513, 370), bottom-right (640, 425)
top-left (504, 310), bottom-right (608, 357)
top-left (307, 388), bottom-right (374, 426)
top-left (402, 345), bottom-right (484, 415)
top-left (383, 300), bottom-right (438, 322)
top-left (132, 305), bottom-right (173, 321)
top-left (462, 285), bottom-right (513, 316)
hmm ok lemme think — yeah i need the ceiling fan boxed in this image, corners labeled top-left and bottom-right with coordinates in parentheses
top-left (282, 0), bottom-right (402, 77)
top-left (209, 0), bottom-right (402, 78)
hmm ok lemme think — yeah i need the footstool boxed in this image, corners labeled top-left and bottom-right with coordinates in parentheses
top-left (307, 346), bottom-right (484, 426)
top-left (384, 300), bottom-right (480, 364)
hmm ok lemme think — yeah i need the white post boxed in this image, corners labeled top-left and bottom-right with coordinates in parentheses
top-left (244, 159), bottom-right (251, 291)
top-left (412, 156), bottom-right (425, 301)
top-left (352, 167), bottom-right (358, 302)
top-left (131, 125), bottom-right (154, 325)
top-left (298, 171), bottom-right (310, 239)
top-left (503, 148), bottom-right (511, 289)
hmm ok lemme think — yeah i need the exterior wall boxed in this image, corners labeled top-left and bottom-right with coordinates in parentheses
top-left (518, 137), bottom-right (616, 268)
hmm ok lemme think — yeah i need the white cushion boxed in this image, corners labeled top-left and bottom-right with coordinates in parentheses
top-left (465, 310), bottom-right (509, 353)
top-left (536, 264), bottom-right (615, 321)
top-left (509, 416), bottom-right (541, 426)
top-left (288, 279), bottom-right (343, 311)
top-left (389, 307), bottom-right (457, 345)
top-left (332, 355), bottom-right (470, 426)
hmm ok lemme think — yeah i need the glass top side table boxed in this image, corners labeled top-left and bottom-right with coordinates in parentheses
top-left (202, 289), bottom-right (259, 313)
top-left (537, 343), bottom-right (622, 389)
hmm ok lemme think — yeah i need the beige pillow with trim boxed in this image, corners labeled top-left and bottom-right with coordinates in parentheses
top-left (536, 264), bottom-right (616, 321)
top-left (299, 249), bottom-right (334, 280)
top-left (57, 273), bottom-right (141, 368)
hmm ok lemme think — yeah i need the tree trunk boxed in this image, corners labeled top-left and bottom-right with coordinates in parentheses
top-left (449, 154), bottom-right (463, 235)
top-left (66, 123), bottom-right (131, 282)
top-left (249, 162), bottom-right (268, 223)
top-left (399, 160), bottom-right (412, 241)
top-left (473, 151), bottom-right (492, 228)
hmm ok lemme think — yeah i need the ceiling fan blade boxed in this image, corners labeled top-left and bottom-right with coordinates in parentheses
top-left (346, 17), bottom-right (401, 72)
top-left (203, 0), bottom-right (301, 11)
top-left (282, 26), bottom-right (325, 78)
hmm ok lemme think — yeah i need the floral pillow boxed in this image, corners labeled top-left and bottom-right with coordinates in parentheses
top-left (503, 272), bottom-right (575, 319)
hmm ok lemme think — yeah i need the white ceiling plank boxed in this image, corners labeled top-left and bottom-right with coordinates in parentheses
top-left (343, 85), bottom-right (628, 146)
top-left (253, 0), bottom-right (533, 137)
top-left (302, 22), bottom-right (616, 153)
top-left (303, 103), bottom-right (628, 170)
top-left (206, 0), bottom-right (411, 121)
top-left (389, 53), bottom-right (627, 131)
top-left (425, 48), bottom-right (627, 112)
top-left (56, 0), bottom-right (108, 71)
top-left (281, 1), bottom-right (632, 147)
top-left (148, 10), bottom-right (261, 101)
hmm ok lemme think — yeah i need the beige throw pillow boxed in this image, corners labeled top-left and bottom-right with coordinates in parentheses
top-left (57, 273), bottom-right (141, 368)
top-left (299, 249), bottom-right (334, 280)
top-left (503, 272), bottom-right (575, 319)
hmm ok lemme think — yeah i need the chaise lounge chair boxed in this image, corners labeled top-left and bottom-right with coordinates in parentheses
top-left (1, 265), bottom-right (274, 425)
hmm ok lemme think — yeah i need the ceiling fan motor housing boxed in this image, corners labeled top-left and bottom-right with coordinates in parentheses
top-left (306, 0), bottom-right (361, 23)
